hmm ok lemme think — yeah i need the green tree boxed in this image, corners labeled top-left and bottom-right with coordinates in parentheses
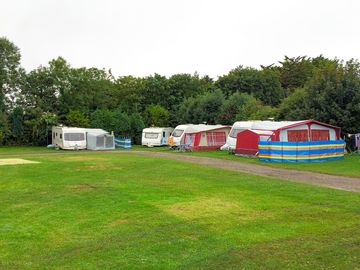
top-left (24, 66), bottom-right (59, 114)
top-left (65, 110), bottom-right (90, 127)
top-left (129, 113), bottom-right (145, 144)
top-left (90, 109), bottom-right (116, 132)
top-left (143, 104), bottom-right (169, 127)
top-left (248, 105), bottom-right (277, 120)
top-left (113, 76), bottom-right (144, 113)
top-left (219, 92), bottom-right (256, 124)
top-left (0, 111), bottom-right (9, 145)
top-left (9, 107), bottom-right (24, 143)
top-left (216, 66), bottom-right (284, 106)
top-left (178, 89), bottom-right (224, 124)
top-left (305, 59), bottom-right (360, 133)
top-left (25, 111), bottom-right (57, 145)
top-left (167, 73), bottom-right (215, 125)
top-left (277, 88), bottom-right (308, 120)
top-left (0, 37), bottom-right (25, 110)
top-left (277, 56), bottom-right (314, 93)
top-left (113, 110), bottom-right (131, 137)
top-left (142, 74), bottom-right (170, 109)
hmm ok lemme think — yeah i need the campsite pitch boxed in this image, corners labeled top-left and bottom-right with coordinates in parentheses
top-left (0, 152), bottom-right (359, 269)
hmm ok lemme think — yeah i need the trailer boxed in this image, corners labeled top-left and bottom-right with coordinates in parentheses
top-left (52, 126), bottom-right (87, 150)
top-left (233, 120), bottom-right (341, 156)
top-left (168, 124), bottom-right (230, 151)
top-left (141, 127), bottom-right (174, 147)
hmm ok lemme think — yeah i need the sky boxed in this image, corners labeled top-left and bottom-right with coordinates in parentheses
top-left (1, 0), bottom-right (359, 78)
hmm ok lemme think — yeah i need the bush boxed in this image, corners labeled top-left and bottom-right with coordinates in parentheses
top-left (66, 110), bottom-right (90, 128)
top-left (143, 104), bottom-right (169, 127)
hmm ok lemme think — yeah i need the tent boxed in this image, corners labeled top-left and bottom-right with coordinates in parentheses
top-left (235, 120), bottom-right (341, 155)
top-left (86, 129), bottom-right (115, 150)
top-left (235, 129), bottom-right (274, 155)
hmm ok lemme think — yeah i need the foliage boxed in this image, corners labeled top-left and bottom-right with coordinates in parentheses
top-left (305, 59), bottom-right (360, 133)
top-left (216, 66), bottom-right (284, 106)
top-left (218, 92), bottom-right (276, 123)
top-left (113, 76), bottom-right (144, 113)
top-left (276, 56), bottom-right (314, 93)
top-left (219, 92), bottom-right (256, 123)
top-left (143, 104), bottom-right (169, 127)
top-left (90, 109), bottom-right (117, 133)
top-left (65, 110), bottom-right (90, 128)
top-left (248, 104), bottom-right (277, 120)
top-left (179, 89), bottom-right (225, 124)
top-left (0, 37), bottom-right (24, 109)
top-left (129, 113), bottom-right (145, 144)
top-left (277, 88), bottom-right (308, 120)
top-left (24, 111), bottom-right (58, 145)
top-left (90, 109), bottom-right (137, 138)
top-left (8, 107), bottom-right (24, 142)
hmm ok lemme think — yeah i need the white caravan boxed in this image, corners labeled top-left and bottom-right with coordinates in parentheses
top-left (52, 126), bottom-right (87, 150)
top-left (221, 121), bottom-right (259, 151)
top-left (167, 124), bottom-right (193, 147)
top-left (141, 127), bottom-right (174, 147)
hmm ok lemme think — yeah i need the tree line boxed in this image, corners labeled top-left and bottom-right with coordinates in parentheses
top-left (1, 37), bottom-right (360, 146)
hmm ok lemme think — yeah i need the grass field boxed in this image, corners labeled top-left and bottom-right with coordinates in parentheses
top-left (1, 145), bottom-right (360, 178)
top-left (183, 150), bottom-right (360, 178)
top-left (0, 152), bottom-right (359, 269)
top-left (0, 146), bottom-right (56, 155)
top-left (133, 145), bottom-right (360, 178)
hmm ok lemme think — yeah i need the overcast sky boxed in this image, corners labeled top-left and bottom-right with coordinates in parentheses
top-left (1, 0), bottom-right (359, 78)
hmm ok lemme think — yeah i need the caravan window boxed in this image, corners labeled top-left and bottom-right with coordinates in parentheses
top-left (64, 133), bottom-right (85, 141)
top-left (229, 128), bottom-right (244, 138)
top-left (145, 132), bottom-right (159, 139)
top-left (172, 129), bottom-right (184, 137)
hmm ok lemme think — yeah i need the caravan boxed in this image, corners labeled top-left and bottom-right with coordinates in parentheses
top-left (167, 124), bottom-right (192, 148)
top-left (221, 121), bottom-right (259, 151)
top-left (168, 124), bottom-right (230, 151)
top-left (141, 127), bottom-right (174, 147)
top-left (223, 120), bottom-right (342, 153)
top-left (52, 126), bottom-right (87, 150)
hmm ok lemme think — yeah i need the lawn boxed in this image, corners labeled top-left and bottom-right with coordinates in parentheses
top-left (2, 145), bottom-right (360, 178)
top-left (0, 152), bottom-right (359, 269)
top-left (134, 145), bottom-right (360, 178)
top-left (0, 146), bottom-right (56, 155)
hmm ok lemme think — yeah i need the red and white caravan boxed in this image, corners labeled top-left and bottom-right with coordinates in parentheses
top-left (168, 124), bottom-right (231, 151)
top-left (222, 120), bottom-right (341, 155)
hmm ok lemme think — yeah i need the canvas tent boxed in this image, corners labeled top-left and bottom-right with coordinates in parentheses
top-left (168, 124), bottom-right (231, 151)
top-left (234, 120), bottom-right (341, 155)
top-left (86, 129), bottom-right (115, 150)
top-left (235, 129), bottom-right (274, 155)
